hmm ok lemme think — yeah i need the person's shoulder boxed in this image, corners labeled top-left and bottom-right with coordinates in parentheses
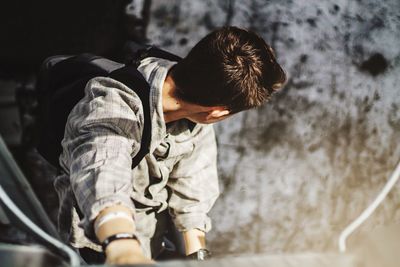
top-left (84, 76), bottom-right (145, 111)
top-left (86, 76), bottom-right (141, 97)
top-left (66, 76), bottom-right (146, 131)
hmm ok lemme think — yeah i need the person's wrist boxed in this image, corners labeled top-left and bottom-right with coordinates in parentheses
top-left (183, 229), bottom-right (206, 255)
top-left (105, 239), bottom-right (142, 256)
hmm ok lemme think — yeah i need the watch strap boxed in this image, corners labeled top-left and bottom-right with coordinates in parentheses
top-left (101, 233), bottom-right (139, 251)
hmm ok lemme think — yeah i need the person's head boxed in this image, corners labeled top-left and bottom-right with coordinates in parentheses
top-left (170, 26), bottom-right (286, 122)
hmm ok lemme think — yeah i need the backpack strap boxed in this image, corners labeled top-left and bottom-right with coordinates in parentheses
top-left (108, 65), bottom-right (151, 169)
top-left (124, 41), bottom-right (182, 67)
top-left (139, 46), bottom-right (182, 63)
top-left (115, 43), bottom-right (182, 168)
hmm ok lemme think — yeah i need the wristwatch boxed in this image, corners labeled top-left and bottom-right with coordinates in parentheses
top-left (187, 248), bottom-right (211, 260)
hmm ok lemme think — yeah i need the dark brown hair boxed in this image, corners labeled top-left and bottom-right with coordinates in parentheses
top-left (171, 26), bottom-right (286, 113)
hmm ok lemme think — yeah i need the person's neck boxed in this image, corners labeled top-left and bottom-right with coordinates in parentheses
top-left (162, 74), bottom-right (188, 123)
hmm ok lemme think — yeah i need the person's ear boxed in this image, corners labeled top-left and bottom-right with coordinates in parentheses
top-left (208, 107), bottom-right (230, 119)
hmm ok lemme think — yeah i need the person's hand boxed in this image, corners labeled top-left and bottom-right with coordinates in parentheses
top-left (105, 239), bottom-right (154, 265)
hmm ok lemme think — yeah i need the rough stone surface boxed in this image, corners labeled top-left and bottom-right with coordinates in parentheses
top-left (148, 0), bottom-right (400, 256)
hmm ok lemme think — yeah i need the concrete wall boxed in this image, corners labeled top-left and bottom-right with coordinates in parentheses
top-left (147, 0), bottom-right (400, 255)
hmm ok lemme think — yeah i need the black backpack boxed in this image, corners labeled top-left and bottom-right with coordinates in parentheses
top-left (36, 42), bottom-right (182, 168)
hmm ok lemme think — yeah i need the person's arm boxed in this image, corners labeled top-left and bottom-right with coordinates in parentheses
top-left (167, 124), bottom-right (220, 256)
top-left (62, 77), bottom-right (151, 263)
top-left (94, 205), bottom-right (152, 264)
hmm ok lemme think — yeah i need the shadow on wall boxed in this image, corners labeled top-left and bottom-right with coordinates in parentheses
top-left (0, 0), bottom-right (152, 77)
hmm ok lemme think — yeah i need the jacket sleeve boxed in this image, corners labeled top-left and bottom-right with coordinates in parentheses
top-left (60, 77), bottom-right (143, 239)
top-left (167, 124), bottom-right (220, 233)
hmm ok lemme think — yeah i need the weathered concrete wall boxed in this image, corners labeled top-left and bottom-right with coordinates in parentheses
top-left (148, 0), bottom-right (400, 255)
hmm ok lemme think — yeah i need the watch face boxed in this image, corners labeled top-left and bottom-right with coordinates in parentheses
top-left (197, 249), bottom-right (210, 260)
top-left (197, 250), bottom-right (205, 260)
top-left (188, 248), bottom-right (211, 260)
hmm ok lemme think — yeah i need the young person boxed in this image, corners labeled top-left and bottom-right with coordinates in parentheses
top-left (54, 26), bottom-right (286, 264)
